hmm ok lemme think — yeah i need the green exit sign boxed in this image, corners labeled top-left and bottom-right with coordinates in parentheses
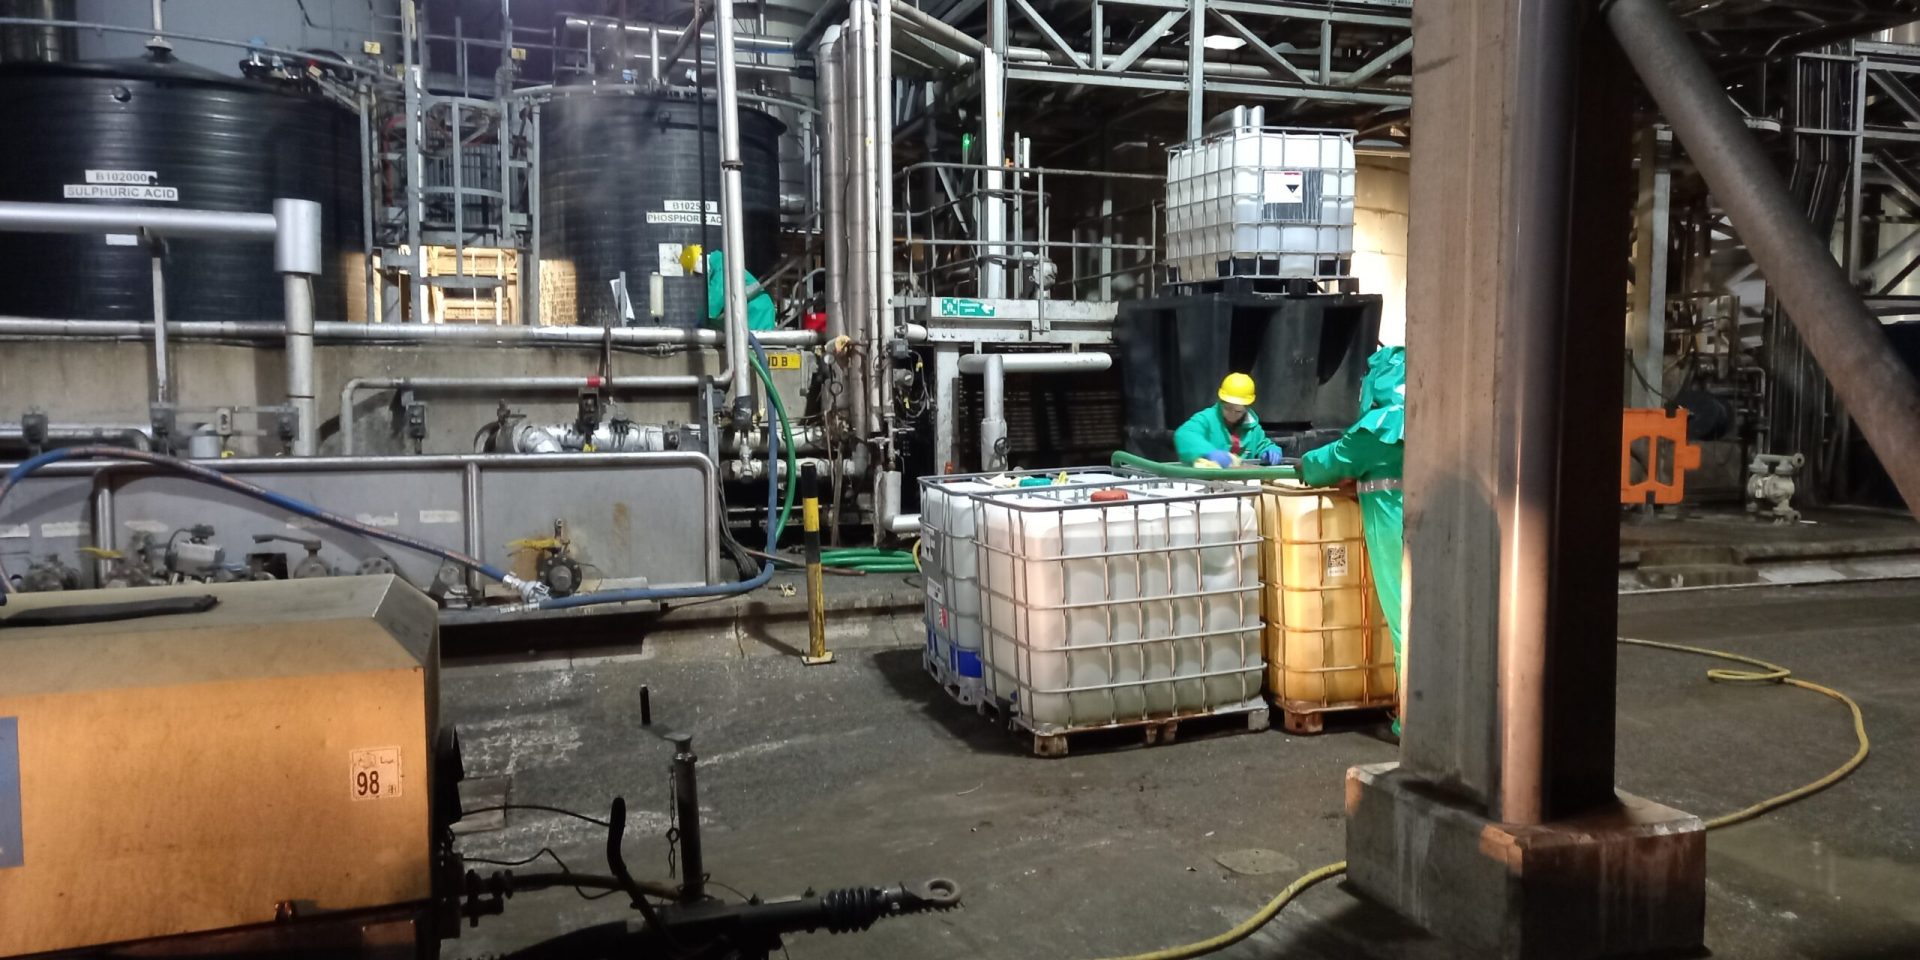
top-left (938, 297), bottom-right (997, 318)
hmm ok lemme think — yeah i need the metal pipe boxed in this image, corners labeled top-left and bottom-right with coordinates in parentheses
top-left (0, 318), bottom-right (822, 347)
top-left (979, 354), bottom-right (1007, 471)
top-left (275, 199), bottom-right (323, 457)
top-left (981, 48), bottom-right (1007, 298)
top-left (149, 251), bottom-right (169, 406)
top-left (1186, 0), bottom-right (1204, 139)
top-left (339, 375), bottom-right (705, 455)
top-left (648, 24), bottom-right (661, 82)
top-left (715, 0), bottom-right (753, 408)
top-left (0, 202), bottom-right (275, 239)
top-left (670, 734), bottom-right (704, 902)
top-left (890, 0), bottom-right (982, 57)
top-left (876, 0), bottom-right (897, 432)
top-left (955, 352), bottom-right (1112, 374)
top-left (820, 28), bottom-right (848, 346)
top-left (0, 424), bottom-right (151, 452)
top-left (0, 16), bottom-right (385, 78)
top-left (1608, 0), bottom-right (1920, 515)
top-left (657, 0), bottom-right (705, 80)
top-left (877, 468), bottom-right (918, 534)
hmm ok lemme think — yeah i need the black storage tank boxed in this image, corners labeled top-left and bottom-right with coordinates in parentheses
top-left (539, 88), bottom-right (783, 328)
top-left (0, 55), bottom-right (364, 323)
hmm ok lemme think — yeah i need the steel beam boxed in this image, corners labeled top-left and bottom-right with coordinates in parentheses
top-left (1004, 63), bottom-right (1410, 105)
top-left (1610, 0), bottom-right (1920, 515)
top-left (1871, 70), bottom-right (1920, 124)
top-left (1210, 8), bottom-right (1315, 85)
top-left (1340, 34), bottom-right (1411, 87)
top-left (1106, 9), bottom-right (1183, 73)
top-left (1009, 0), bottom-right (1088, 67)
top-left (1187, 0), bottom-right (1206, 138)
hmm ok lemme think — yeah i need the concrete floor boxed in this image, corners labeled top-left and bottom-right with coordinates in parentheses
top-left (441, 578), bottom-right (1920, 960)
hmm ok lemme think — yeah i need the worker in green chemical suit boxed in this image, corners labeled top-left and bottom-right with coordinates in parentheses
top-left (1173, 373), bottom-right (1286, 468)
top-left (1297, 345), bottom-right (1406, 734)
top-left (681, 244), bottom-right (777, 331)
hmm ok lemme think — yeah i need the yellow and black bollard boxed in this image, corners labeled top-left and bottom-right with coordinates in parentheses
top-left (801, 463), bottom-right (835, 665)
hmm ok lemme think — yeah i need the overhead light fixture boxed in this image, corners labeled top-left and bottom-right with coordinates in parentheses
top-left (1202, 34), bottom-right (1246, 51)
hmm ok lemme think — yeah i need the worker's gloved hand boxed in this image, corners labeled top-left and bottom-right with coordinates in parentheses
top-left (1201, 450), bottom-right (1234, 468)
top-left (1257, 448), bottom-right (1286, 466)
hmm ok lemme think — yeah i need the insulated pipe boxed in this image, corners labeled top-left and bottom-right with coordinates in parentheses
top-left (149, 251), bottom-right (169, 406)
top-left (0, 318), bottom-right (822, 348)
top-left (889, 0), bottom-right (983, 57)
top-left (274, 199), bottom-right (323, 457)
top-left (876, 0), bottom-right (897, 434)
top-left (955, 352), bottom-right (1113, 374)
top-left (979, 354), bottom-right (1007, 471)
top-left (980, 49), bottom-right (1007, 298)
top-left (819, 27), bottom-right (849, 346)
top-left (715, 0), bottom-right (753, 411)
top-left (1607, 0), bottom-right (1920, 515)
top-left (877, 468), bottom-right (918, 534)
top-left (0, 202), bottom-right (275, 239)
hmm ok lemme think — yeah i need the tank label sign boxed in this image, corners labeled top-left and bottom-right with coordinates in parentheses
top-left (936, 297), bottom-right (997, 318)
top-left (64, 185), bottom-right (179, 202)
top-left (648, 199), bottom-right (724, 226)
top-left (85, 169), bottom-right (159, 185)
top-left (0, 717), bottom-right (21, 868)
top-left (419, 509), bottom-right (463, 525)
top-left (349, 746), bottom-right (403, 801)
top-left (67, 169), bottom-right (177, 200)
top-left (1264, 170), bottom-right (1304, 203)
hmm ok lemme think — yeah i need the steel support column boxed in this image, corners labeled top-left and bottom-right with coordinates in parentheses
top-left (1344, 0), bottom-right (1704, 954)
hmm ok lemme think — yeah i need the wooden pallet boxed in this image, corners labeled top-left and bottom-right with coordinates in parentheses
top-left (1275, 700), bottom-right (1395, 735)
top-left (997, 706), bottom-right (1271, 758)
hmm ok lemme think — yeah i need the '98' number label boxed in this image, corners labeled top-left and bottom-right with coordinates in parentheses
top-left (350, 747), bottom-right (403, 801)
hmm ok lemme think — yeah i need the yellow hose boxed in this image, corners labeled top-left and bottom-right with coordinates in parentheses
top-left (1089, 637), bottom-right (1872, 960)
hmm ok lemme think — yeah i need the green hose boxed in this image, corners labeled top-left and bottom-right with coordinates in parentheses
top-left (751, 352), bottom-right (799, 541)
top-left (821, 548), bottom-right (916, 569)
top-left (1110, 449), bottom-right (1300, 481)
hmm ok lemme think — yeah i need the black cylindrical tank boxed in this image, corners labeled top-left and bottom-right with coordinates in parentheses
top-left (0, 56), bottom-right (363, 322)
top-left (539, 89), bottom-right (783, 328)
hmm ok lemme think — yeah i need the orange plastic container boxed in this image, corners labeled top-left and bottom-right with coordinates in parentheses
top-left (1257, 480), bottom-right (1396, 731)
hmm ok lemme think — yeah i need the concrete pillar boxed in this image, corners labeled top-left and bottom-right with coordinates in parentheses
top-left (1342, 1), bottom-right (1706, 956)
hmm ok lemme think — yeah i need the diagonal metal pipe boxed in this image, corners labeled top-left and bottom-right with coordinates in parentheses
top-left (1606, 0), bottom-right (1920, 515)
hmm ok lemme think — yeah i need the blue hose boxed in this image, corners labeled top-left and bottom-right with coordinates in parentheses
top-left (0, 445), bottom-right (525, 601)
top-left (537, 334), bottom-right (781, 609)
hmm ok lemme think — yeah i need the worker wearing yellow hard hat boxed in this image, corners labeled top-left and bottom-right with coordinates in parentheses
top-left (680, 244), bottom-right (777, 331)
top-left (1172, 372), bottom-right (1284, 468)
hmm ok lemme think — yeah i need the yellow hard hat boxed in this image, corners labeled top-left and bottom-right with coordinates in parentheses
top-left (1218, 372), bottom-right (1256, 406)
top-left (678, 244), bottom-right (705, 275)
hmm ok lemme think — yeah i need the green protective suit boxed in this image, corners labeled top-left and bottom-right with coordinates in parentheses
top-left (1297, 346), bottom-right (1405, 728)
top-left (1172, 403), bottom-right (1280, 465)
top-left (703, 250), bottom-right (778, 331)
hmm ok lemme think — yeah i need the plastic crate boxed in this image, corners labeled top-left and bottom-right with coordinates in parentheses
top-left (1166, 125), bottom-right (1356, 283)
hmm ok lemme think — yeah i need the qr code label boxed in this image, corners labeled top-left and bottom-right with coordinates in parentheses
top-left (1325, 544), bottom-right (1350, 580)
top-left (349, 746), bottom-right (403, 801)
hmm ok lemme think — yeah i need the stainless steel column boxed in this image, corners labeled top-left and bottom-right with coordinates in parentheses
top-left (149, 249), bottom-right (169, 406)
top-left (1186, 0), bottom-right (1204, 140)
top-left (980, 48), bottom-right (1006, 298)
top-left (715, 0), bottom-right (754, 405)
top-left (275, 199), bottom-right (323, 456)
top-left (820, 28), bottom-right (848, 345)
top-left (1627, 125), bottom-right (1670, 409)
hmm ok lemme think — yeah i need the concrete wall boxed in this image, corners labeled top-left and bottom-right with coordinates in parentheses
top-left (1353, 155), bottom-right (1410, 345)
top-left (0, 339), bottom-right (720, 456)
top-left (74, 0), bottom-right (396, 75)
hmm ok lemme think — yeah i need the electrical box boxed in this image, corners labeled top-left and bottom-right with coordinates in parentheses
top-left (0, 576), bottom-right (439, 956)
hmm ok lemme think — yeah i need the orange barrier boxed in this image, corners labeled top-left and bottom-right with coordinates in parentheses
top-left (1621, 408), bottom-right (1702, 505)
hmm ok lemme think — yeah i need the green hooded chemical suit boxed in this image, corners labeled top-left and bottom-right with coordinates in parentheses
top-left (1172, 404), bottom-right (1280, 466)
top-left (1297, 346), bottom-right (1405, 728)
top-left (703, 249), bottom-right (778, 331)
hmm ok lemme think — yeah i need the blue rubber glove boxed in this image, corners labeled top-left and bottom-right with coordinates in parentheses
top-left (1202, 450), bottom-right (1234, 467)
top-left (1258, 448), bottom-right (1286, 466)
